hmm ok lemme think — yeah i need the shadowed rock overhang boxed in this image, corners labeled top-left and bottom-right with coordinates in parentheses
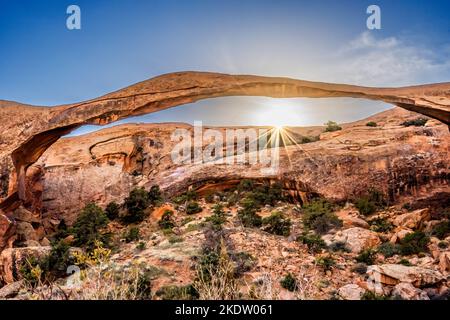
top-left (0, 71), bottom-right (449, 207)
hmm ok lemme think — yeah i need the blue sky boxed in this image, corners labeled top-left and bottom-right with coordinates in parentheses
top-left (1, 0), bottom-right (449, 135)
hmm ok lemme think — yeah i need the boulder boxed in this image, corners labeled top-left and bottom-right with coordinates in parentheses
top-left (390, 228), bottom-right (413, 243)
top-left (12, 206), bottom-right (40, 224)
top-left (0, 246), bottom-right (51, 284)
top-left (392, 282), bottom-right (429, 300)
top-left (335, 206), bottom-right (370, 229)
top-left (0, 213), bottom-right (16, 251)
top-left (0, 280), bottom-right (23, 299)
top-left (328, 227), bottom-right (380, 253)
top-left (338, 284), bottom-right (366, 300)
top-left (367, 264), bottom-right (445, 288)
top-left (438, 252), bottom-right (450, 273)
top-left (16, 221), bottom-right (39, 242)
top-left (393, 209), bottom-right (430, 230)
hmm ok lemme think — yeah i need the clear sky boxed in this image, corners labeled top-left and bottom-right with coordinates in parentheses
top-left (1, 0), bottom-right (449, 135)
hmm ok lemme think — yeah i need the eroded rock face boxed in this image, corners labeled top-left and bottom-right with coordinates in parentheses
top-left (11, 108), bottom-right (447, 235)
top-left (0, 213), bottom-right (16, 251)
top-left (0, 246), bottom-right (51, 284)
top-left (367, 264), bottom-right (445, 288)
top-left (1, 72), bottom-right (449, 209)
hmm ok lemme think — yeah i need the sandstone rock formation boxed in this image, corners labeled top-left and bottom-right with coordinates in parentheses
top-left (1, 71), bottom-right (449, 211)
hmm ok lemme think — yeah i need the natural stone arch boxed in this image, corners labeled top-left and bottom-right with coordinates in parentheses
top-left (0, 71), bottom-right (449, 208)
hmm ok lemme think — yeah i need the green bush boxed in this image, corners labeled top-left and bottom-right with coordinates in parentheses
top-left (238, 198), bottom-right (262, 228)
top-left (297, 233), bottom-right (326, 253)
top-left (71, 203), bottom-right (110, 249)
top-left (399, 231), bottom-right (429, 256)
top-left (352, 263), bottom-right (368, 275)
top-left (302, 199), bottom-right (342, 234)
top-left (280, 273), bottom-right (297, 292)
top-left (156, 284), bottom-right (199, 300)
top-left (158, 210), bottom-right (175, 230)
top-left (231, 252), bottom-right (255, 276)
top-left (237, 179), bottom-right (254, 192)
top-left (186, 201), bottom-right (202, 215)
top-left (261, 211), bottom-right (291, 236)
top-left (136, 241), bottom-right (146, 250)
top-left (315, 255), bottom-right (336, 271)
top-left (377, 242), bottom-right (400, 258)
top-left (300, 136), bottom-right (320, 144)
top-left (173, 190), bottom-right (197, 204)
top-left (148, 185), bottom-right (162, 204)
top-left (355, 189), bottom-right (386, 216)
top-left (20, 240), bottom-right (73, 286)
top-left (401, 118), bottom-right (428, 127)
top-left (328, 241), bottom-right (350, 253)
top-left (368, 217), bottom-right (393, 233)
top-left (324, 121), bottom-right (342, 132)
top-left (105, 202), bottom-right (120, 221)
top-left (356, 249), bottom-right (377, 265)
top-left (431, 221), bottom-right (450, 240)
top-left (398, 258), bottom-right (412, 266)
top-left (366, 121), bottom-right (378, 127)
top-left (361, 291), bottom-right (389, 300)
top-left (205, 204), bottom-right (227, 231)
top-left (123, 188), bottom-right (150, 224)
top-left (124, 227), bottom-right (140, 243)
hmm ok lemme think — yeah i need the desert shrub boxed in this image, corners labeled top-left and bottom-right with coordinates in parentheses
top-left (205, 204), bottom-right (227, 231)
top-left (205, 193), bottom-right (215, 203)
top-left (438, 241), bottom-right (448, 249)
top-left (194, 244), bottom-right (239, 300)
top-left (168, 235), bottom-right (184, 244)
top-left (105, 202), bottom-right (120, 220)
top-left (355, 198), bottom-right (376, 216)
top-left (355, 189), bottom-right (386, 216)
top-left (368, 217), bottom-right (393, 232)
top-left (237, 198), bottom-right (262, 228)
top-left (280, 273), bottom-right (297, 292)
top-left (328, 241), bottom-right (351, 253)
top-left (52, 219), bottom-right (69, 241)
top-left (300, 135), bottom-right (320, 144)
top-left (123, 188), bottom-right (150, 224)
top-left (297, 233), bottom-right (326, 253)
top-left (231, 252), bottom-right (255, 276)
top-left (398, 258), bottom-right (412, 266)
top-left (173, 190), bottom-right (197, 204)
top-left (401, 118), bottom-right (428, 127)
top-left (20, 240), bottom-right (73, 286)
top-left (156, 284), bottom-right (199, 300)
top-left (148, 185), bottom-right (162, 204)
top-left (237, 179), bottom-right (254, 192)
top-left (377, 242), bottom-right (400, 258)
top-left (261, 211), bottom-right (291, 236)
top-left (302, 199), bottom-right (342, 234)
top-left (253, 182), bottom-right (284, 206)
top-left (71, 203), bottom-right (110, 249)
top-left (324, 121), bottom-right (342, 132)
top-left (136, 241), bottom-right (146, 251)
top-left (158, 210), bottom-right (175, 230)
top-left (356, 249), bottom-right (376, 265)
top-left (352, 263), bottom-right (368, 275)
top-left (361, 291), bottom-right (389, 300)
top-left (431, 221), bottom-right (450, 240)
top-left (366, 121), bottom-right (378, 127)
top-left (124, 227), bottom-right (140, 243)
top-left (186, 201), bottom-right (202, 215)
top-left (399, 231), bottom-right (430, 256)
top-left (315, 255), bottom-right (336, 271)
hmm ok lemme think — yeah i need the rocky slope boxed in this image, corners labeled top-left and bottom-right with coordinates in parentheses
top-left (2, 107), bottom-right (443, 242)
